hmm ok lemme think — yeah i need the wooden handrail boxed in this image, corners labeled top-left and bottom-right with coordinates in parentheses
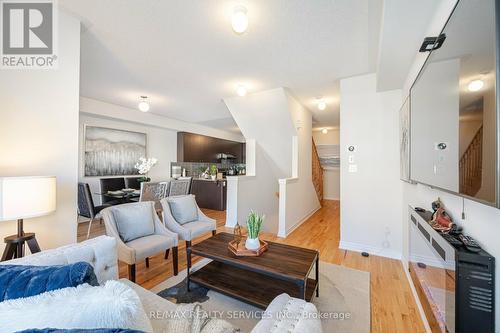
top-left (312, 138), bottom-right (323, 203)
top-left (459, 126), bottom-right (483, 196)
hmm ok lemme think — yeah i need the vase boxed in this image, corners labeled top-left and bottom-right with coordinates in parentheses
top-left (245, 237), bottom-right (260, 250)
top-left (211, 175), bottom-right (216, 180)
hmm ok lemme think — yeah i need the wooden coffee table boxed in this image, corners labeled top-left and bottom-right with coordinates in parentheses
top-left (187, 232), bottom-right (319, 309)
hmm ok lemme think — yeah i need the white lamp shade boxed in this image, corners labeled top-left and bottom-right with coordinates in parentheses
top-left (0, 176), bottom-right (56, 221)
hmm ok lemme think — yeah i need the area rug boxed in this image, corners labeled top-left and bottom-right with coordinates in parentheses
top-left (151, 259), bottom-right (371, 333)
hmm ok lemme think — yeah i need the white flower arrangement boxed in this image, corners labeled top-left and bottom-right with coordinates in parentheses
top-left (134, 157), bottom-right (158, 175)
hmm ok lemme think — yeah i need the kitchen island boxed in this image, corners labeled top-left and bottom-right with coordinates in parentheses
top-left (190, 178), bottom-right (227, 211)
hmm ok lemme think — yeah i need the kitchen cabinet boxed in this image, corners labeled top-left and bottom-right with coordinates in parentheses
top-left (191, 179), bottom-right (226, 211)
top-left (177, 132), bottom-right (245, 163)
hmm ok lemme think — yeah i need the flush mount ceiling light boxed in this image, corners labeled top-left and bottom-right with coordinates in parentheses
top-left (232, 5), bottom-right (248, 34)
top-left (138, 96), bottom-right (150, 112)
top-left (322, 128), bottom-right (328, 134)
top-left (236, 84), bottom-right (248, 97)
top-left (468, 79), bottom-right (484, 92)
top-left (317, 98), bottom-right (327, 111)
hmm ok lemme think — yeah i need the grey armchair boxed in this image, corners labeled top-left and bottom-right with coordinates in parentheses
top-left (160, 195), bottom-right (216, 268)
top-left (101, 201), bottom-right (178, 282)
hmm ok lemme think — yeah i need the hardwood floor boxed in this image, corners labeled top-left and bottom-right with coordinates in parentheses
top-left (77, 200), bottom-right (425, 333)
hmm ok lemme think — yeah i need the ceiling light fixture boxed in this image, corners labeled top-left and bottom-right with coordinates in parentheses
top-left (317, 99), bottom-right (327, 111)
top-left (236, 85), bottom-right (247, 97)
top-left (468, 79), bottom-right (484, 92)
top-left (322, 128), bottom-right (328, 134)
top-left (138, 96), bottom-right (150, 112)
top-left (232, 5), bottom-right (248, 34)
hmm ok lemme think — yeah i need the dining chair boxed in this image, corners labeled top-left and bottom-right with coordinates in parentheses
top-left (77, 183), bottom-right (112, 239)
top-left (139, 181), bottom-right (169, 210)
top-left (168, 178), bottom-right (192, 196)
top-left (100, 177), bottom-right (126, 204)
top-left (100, 201), bottom-right (179, 282)
top-left (160, 195), bottom-right (216, 268)
top-left (125, 177), bottom-right (142, 190)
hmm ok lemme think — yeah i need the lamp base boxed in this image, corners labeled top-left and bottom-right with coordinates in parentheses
top-left (1, 219), bottom-right (41, 261)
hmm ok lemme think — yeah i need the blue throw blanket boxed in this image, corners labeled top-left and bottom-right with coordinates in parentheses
top-left (0, 262), bottom-right (98, 301)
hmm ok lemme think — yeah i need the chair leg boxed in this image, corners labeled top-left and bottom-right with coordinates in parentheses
top-left (145, 257), bottom-right (149, 268)
top-left (164, 248), bottom-right (170, 260)
top-left (212, 230), bottom-right (216, 236)
top-left (186, 240), bottom-right (192, 268)
top-left (86, 218), bottom-right (94, 239)
top-left (172, 246), bottom-right (178, 276)
top-left (128, 264), bottom-right (136, 283)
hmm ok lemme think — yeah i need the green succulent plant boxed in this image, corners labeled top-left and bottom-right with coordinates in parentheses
top-left (210, 164), bottom-right (218, 176)
top-left (247, 210), bottom-right (265, 239)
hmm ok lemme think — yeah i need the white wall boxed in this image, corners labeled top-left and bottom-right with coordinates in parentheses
top-left (280, 93), bottom-right (321, 236)
top-left (224, 88), bottom-right (319, 235)
top-left (79, 112), bottom-right (177, 205)
top-left (400, 0), bottom-right (500, 328)
top-left (0, 12), bottom-right (81, 253)
top-left (313, 129), bottom-right (340, 200)
top-left (340, 74), bottom-right (403, 259)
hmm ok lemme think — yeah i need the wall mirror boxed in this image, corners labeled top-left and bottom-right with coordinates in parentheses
top-left (410, 0), bottom-right (499, 207)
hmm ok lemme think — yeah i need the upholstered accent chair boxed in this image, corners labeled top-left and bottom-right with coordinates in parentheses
top-left (160, 195), bottom-right (216, 268)
top-left (100, 177), bottom-right (126, 204)
top-left (101, 202), bottom-right (179, 282)
top-left (125, 177), bottom-right (142, 190)
top-left (78, 183), bottom-right (112, 239)
top-left (139, 181), bottom-right (169, 210)
top-left (168, 178), bottom-right (192, 196)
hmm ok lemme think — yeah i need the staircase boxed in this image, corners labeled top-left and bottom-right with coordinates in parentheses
top-left (312, 138), bottom-right (323, 202)
top-left (459, 126), bottom-right (483, 196)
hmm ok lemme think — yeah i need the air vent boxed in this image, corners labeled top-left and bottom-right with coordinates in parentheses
top-left (432, 239), bottom-right (446, 260)
top-left (411, 215), bottom-right (417, 225)
top-left (469, 285), bottom-right (494, 312)
top-left (417, 222), bottom-right (430, 241)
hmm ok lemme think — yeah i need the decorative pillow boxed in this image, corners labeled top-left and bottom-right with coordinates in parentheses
top-left (167, 195), bottom-right (199, 225)
top-left (112, 203), bottom-right (155, 242)
top-left (0, 262), bottom-right (98, 301)
top-left (0, 280), bottom-right (153, 333)
top-left (19, 329), bottom-right (146, 333)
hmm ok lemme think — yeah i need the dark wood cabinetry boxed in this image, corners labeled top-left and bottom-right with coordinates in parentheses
top-left (177, 132), bottom-right (245, 163)
top-left (191, 179), bottom-right (227, 211)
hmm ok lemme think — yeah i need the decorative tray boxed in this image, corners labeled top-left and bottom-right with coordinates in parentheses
top-left (228, 239), bottom-right (268, 257)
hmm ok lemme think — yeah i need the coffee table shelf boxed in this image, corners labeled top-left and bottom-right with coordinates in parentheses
top-left (190, 261), bottom-right (318, 309)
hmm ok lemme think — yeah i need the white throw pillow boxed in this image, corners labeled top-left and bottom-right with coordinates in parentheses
top-left (167, 195), bottom-right (199, 225)
top-left (0, 280), bottom-right (153, 333)
top-left (113, 203), bottom-right (155, 242)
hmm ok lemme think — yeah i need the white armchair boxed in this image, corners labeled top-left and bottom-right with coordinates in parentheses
top-left (160, 195), bottom-right (216, 267)
top-left (101, 201), bottom-right (179, 282)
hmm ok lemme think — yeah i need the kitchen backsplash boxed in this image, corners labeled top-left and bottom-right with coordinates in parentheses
top-left (171, 161), bottom-right (246, 178)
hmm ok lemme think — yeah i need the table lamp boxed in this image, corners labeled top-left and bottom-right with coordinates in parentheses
top-left (0, 176), bottom-right (56, 261)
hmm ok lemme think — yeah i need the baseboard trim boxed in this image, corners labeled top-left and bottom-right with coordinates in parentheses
top-left (339, 240), bottom-right (402, 260)
top-left (277, 205), bottom-right (321, 238)
top-left (323, 196), bottom-right (340, 201)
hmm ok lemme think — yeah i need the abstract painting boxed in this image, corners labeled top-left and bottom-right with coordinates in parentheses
top-left (84, 126), bottom-right (147, 176)
top-left (316, 144), bottom-right (340, 169)
top-left (399, 97), bottom-right (411, 182)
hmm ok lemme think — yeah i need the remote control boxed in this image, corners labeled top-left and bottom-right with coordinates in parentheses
top-left (458, 234), bottom-right (482, 252)
top-left (441, 233), bottom-right (462, 247)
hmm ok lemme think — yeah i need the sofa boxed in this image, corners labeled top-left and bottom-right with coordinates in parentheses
top-left (1, 236), bottom-right (322, 333)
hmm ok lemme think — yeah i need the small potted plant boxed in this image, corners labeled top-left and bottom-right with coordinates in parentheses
top-left (210, 164), bottom-right (218, 180)
top-left (134, 157), bottom-right (158, 182)
top-left (245, 211), bottom-right (264, 250)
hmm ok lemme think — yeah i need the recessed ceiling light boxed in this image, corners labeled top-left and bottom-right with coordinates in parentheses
top-left (138, 96), bottom-right (150, 112)
top-left (322, 128), bottom-right (328, 134)
top-left (468, 79), bottom-right (484, 92)
top-left (232, 5), bottom-right (248, 34)
top-left (236, 85), bottom-right (247, 97)
top-left (317, 99), bottom-right (327, 111)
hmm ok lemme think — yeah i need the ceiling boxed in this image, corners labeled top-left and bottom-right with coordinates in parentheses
top-left (61, 0), bottom-right (384, 132)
